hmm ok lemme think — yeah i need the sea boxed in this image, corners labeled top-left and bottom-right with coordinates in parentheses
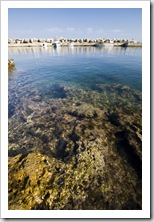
top-left (8, 46), bottom-right (142, 210)
top-left (8, 46), bottom-right (142, 93)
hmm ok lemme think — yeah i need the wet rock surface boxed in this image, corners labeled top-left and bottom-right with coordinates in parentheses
top-left (8, 59), bottom-right (16, 74)
top-left (8, 83), bottom-right (142, 210)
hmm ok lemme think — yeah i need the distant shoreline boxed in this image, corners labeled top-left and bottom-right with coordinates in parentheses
top-left (8, 42), bottom-right (142, 47)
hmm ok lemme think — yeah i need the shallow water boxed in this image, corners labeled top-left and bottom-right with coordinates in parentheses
top-left (8, 46), bottom-right (142, 210)
top-left (8, 46), bottom-right (142, 91)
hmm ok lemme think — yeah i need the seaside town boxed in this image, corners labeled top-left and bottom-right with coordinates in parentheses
top-left (8, 37), bottom-right (142, 47)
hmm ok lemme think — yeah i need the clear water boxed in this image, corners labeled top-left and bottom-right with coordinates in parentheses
top-left (8, 46), bottom-right (142, 93)
top-left (8, 46), bottom-right (142, 210)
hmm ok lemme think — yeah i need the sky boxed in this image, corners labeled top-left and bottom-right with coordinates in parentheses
top-left (8, 8), bottom-right (142, 41)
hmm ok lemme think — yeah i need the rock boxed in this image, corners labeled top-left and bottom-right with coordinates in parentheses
top-left (42, 84), bottom-right (67, 99)
top-left (8, 59), bottom-right (15, 74)
top-left (68, 103), bottom-right (103, 119)
top-left (8, 83), bottom-right (142, 210)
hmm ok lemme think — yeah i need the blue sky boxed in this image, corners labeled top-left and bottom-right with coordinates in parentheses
top-left (8, 8), bottom-right (142, 41)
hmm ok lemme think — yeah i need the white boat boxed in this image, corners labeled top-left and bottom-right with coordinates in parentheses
top-left (93, 43), bottom-right (104, 47)
top-left (68, 42), bottom-right (74, 47)
top-left (103, 43), bottom-right (114, 47)
top-left (53, 40), bottom-right (61, 48)
top-left (114, 42), bottom-right (128, 47)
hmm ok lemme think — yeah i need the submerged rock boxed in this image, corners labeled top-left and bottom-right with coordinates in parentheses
top-left (41, 84), bottom-right (67, 99)
top-left (8, 83), bottom-right (142, 210)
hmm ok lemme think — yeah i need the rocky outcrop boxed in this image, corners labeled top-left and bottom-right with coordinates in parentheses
top-left (8, 83), bottom-right (142, 210)
top-left (8, 59), bottom-right (15, 74)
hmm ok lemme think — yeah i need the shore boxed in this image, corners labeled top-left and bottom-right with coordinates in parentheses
top-left (8, 42), bottom-right (142, 47)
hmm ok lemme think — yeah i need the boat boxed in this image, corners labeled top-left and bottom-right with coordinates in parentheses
top-left (103, 43), bottom-right (114, 47)
top-left (114, 42), bottom-right (128, 47)
top-left (93, 43), bottom-right (104, 47)
top-left (53, 40), bottom-right (61, 48)
top-left (68, 42), bottom-right (74, 47)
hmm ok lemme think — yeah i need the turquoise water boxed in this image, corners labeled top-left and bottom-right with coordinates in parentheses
top-left (8, 46), bottom-right (142, 92)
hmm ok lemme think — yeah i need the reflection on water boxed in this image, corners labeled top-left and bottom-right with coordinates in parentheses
top-left (9, 46), bottom-right (142, 91)
top-left (9, 45), bottom-right (141, 57)
top-left (8, 46), bottom-right (142, 210)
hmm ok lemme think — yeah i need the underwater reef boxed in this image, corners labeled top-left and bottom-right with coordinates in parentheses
top-left (8, 83), bottom-right (142, 210)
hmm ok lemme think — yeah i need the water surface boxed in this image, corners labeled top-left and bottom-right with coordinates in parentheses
top-left (8, 46), bottom-right (142, 210)
top-left (8, 46), bottom-right (142, 92)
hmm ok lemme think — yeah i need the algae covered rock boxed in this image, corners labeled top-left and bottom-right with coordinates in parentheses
top-left (8, 59), bottom-right (15, 74)
top-left (8, 83), bottom-right (142, 210)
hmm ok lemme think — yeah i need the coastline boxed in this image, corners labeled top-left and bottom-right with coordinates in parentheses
top-left (8, 42), bottom-right (142, 47)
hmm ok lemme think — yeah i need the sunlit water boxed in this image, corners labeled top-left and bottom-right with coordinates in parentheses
top-left (8, 46), bottom-right (142, 92)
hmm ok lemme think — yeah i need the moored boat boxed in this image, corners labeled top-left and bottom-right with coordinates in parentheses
top-left (114, 42), bottom-right (128, 47)
top-left (68, 42), bottom-right (74, 47)
top-left (53, 41), bottom-right (61, 48)
top-left (93, 43), bottom-right (104, 47)
top-left (103, 43), bottom-right (114, 47)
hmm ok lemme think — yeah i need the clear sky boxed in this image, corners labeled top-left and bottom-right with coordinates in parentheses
top-left (8, 8), bottom-right (142, 41)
